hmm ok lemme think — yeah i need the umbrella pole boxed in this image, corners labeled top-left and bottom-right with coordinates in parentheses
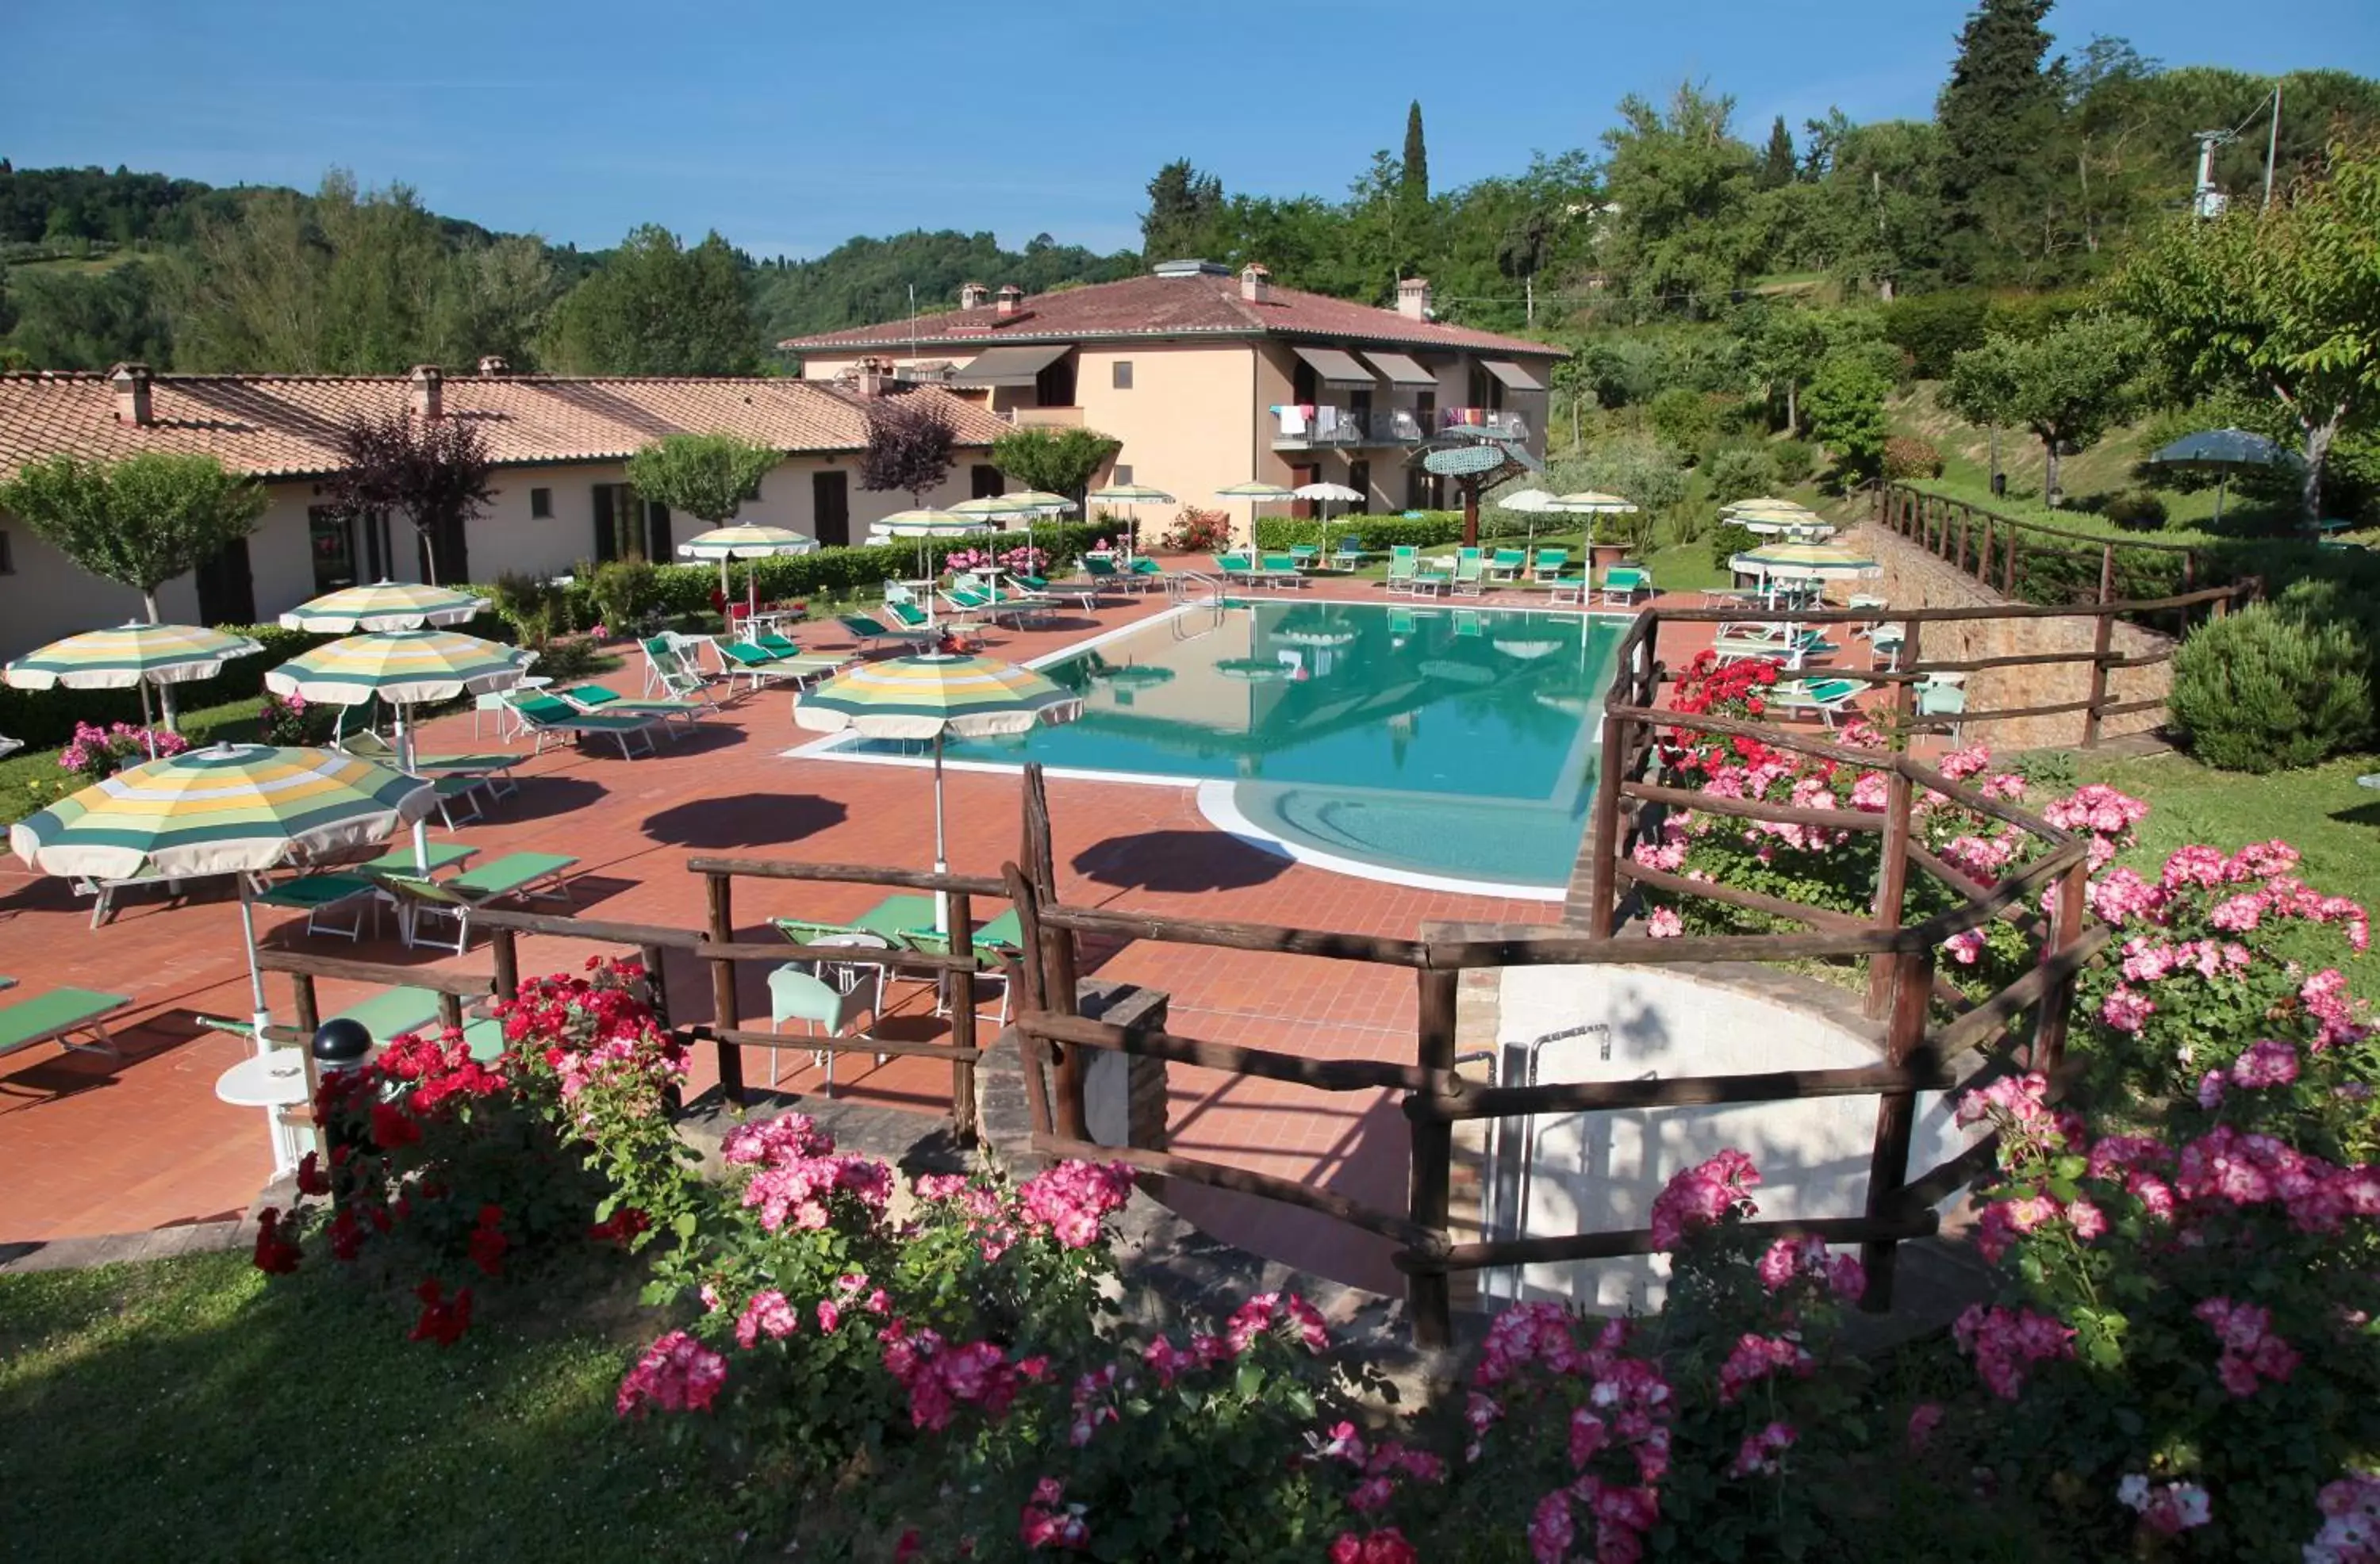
top-left (139, 681), bottom-right (158, 757)
top-left (2215, 471), bottom-right (2227, 524)
top-left (237, 876), bottom-right (274, 1053)
top-left (396, 705), bottom-right (431, 872)
top-left (931, 730), bottom-right (950, 933)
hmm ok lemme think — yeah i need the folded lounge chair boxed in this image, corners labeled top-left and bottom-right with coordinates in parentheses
top-left (0, 986), bottom-right (130, 1060)
top-left (503, 692), bottom-right (663, 759)
top-left (381, 851), bottom-right (579, 953)
top-left (1449, 550), bottom-right (1488, 596)
top-left (839, 613), bottom-right (939, 651)
top-left (255, 869), bottom-right (386, 941)
top-left (1601, 565), bottom-right (1654, 607)
top-left (1768, 677), bottom-right (1865, 727)
top-left (551, 682), bottom-right (708, 734)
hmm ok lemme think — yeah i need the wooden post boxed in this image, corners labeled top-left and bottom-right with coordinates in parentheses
top-left (1003, 864), bottom-right (1057, 1139)
top-left (2079, 611), bottom-right (2116, 749)
top-left (2031, 859), bottom-right (2090, 1071)
top-left (1407, 965), bottom-right (1460, 1348)
top-left (1956, 505), bottom-right (1971, 575)
top-left (489, 926), bottom-right (519, 1005)
top-left (1859, 942), bottom-right (1935, 1312)
top-left (2096, 542), bottom-right (2115, 606)
top-left (948, 887), bottom-right (979, 1144)
top-left (1020, 763), bottom-right (1078, 1012)
top-left (639, 942), bottom-right (670, 1029)
top-left (1865, 765), bottom-right (1916, 1019)
top-left (1586, 711), bottom-right (1629, 939)
top-left (292, 972), bottom-right (321, 1043)
top-left (436, 991), bottom-right (464, 1034)
top-left (704, 870), bottom-right (745, 1107)
top-left (1979, 512), bottom-right (1994, 587)
top-left (2003, 524), bottom-right (2020, 596)
top-left (294, 969), bottom-right (328, 1167)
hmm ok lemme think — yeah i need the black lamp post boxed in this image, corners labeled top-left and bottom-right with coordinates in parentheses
top-left (310, 1018), bottom-right (373, 1073)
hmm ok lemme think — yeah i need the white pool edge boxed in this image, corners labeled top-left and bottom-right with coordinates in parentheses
top-left (1195, 781), bottom-right (1568, 903)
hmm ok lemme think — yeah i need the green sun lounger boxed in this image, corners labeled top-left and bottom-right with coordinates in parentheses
top-left (1257, 554), bottom-right (1307, 589)
top-left (839, 613), bottom-right (938, 650)
top-left (1769, 677), bottom-right (1865, 727)
top-left (255, 869), bottom-right (386, 941)
top-left (0, 987), bottom-right (131, 1059)
top-left (1602, 565), bottom-right (1654, 606)
top-left (381, 851), bottom-right (578, 953)
top-left (551, 683), bottom-right (707, 734)
top-left (336, 730), bottom-right (519, 795)
top-left (504, 692), bottom-right (662, 759)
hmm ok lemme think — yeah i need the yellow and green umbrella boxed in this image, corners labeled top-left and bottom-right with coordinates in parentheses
top-left (1728, 541), bottom-right (1880, 581)
top-left (794, 654), bottom-right (1079, 923)
top-left (677, 524), bottom-right (816, 611)
top-left (280, 580), bottom-right (489, 633)
top-left (871, 508), bottom-right (986, 575)
top-left (4, 622), bottom-right (266, 746)
top-left (10, 742), bottom-right (438, 1033)
top-left (1085, 484), bottom-right (1172, 554)
top-left (1722, 496), bottom-right (1832, 539)
top-left (1217, 481), bottom-right (1294, 550)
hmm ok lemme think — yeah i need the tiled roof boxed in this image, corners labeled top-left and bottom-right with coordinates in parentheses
top-left (777, 270), bottom-right (1567, 359)
top-left (0, 373), bottom-right (1011, 481)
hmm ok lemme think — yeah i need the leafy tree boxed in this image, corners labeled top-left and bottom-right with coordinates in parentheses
top-left (2111, 140), bottom-right (2380, 522)
top-left (1797, 113), bottom-right (1946, 296)
top-left (1802, 348), bottom-right (1896, 481)
top-left (1403, 102), bottom-right (1430, 205)
top-left (0, 453), bottom-right (267, 721)
top-left (327, 408), bottom-right (496, 585)
top-left (1942, 332), bottom-right (2024, 493)
top-left (1646, 387), bottom-right (1715, 461)
top-left (1599, 83), bottom-right (1764, 309)
top-left (1759, 117), bottom-right (1797, 190)
top-left (1750, 309), bottom-right (1830, 432)
top-left (541, 225), bottom-right (758, 375)
top-left (1948, 314), bottom-right (2150, 504)
top-left (626, 433), bottom-right (779, 525)
top-left (1935, 0), bottom-right (2068, 282)
top-left (1141, 160), bottom-right (1225, 260)
top-left (3, 261), bottom-right (170, 367)
top-left (755, 229), bottom-right (1135, 343)
top-left (988, 426), bottom-right (1123, 511)
top-left (858, 394), bottom-right (958, 507)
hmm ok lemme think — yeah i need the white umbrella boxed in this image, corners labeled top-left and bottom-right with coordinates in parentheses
top-left (1217, 482), bottom-right (1294, 553)
top-left (1292, 481), bottom-right (1365, 558)
top-left (678, 525), bottom-right (816, 616)
top-left (1085, 484), bottom-right (1174, 557)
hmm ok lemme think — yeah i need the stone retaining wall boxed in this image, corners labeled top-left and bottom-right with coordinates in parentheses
top-left (1858, 522), bottom-right (2174, 753)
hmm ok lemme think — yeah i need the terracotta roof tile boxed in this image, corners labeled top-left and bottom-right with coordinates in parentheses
top-left (0, 373), bottom-right (1008, 481)
top-left (778, 270), bottom-right (1566, 359)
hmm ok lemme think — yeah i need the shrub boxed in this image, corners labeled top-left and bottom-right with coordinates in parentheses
top-left (2169, 604), bottom-right (2372, 772)
top-left (2102, 490), bottom-right (2169, 531)
top-left (1882, 289), bottom-right (1991, 378)
top-left (1252, 512), bottom-right (1468, 552)
top-left (489, 571), bottom-right (577, 646)
top-left (1882, 435), bottom-right (1943, 481)
top-left (256, 690), bottom-right (330, 747)
top-left (1163, 507), bottom-right (1235, 552)
top-left (1709, 521), bottom-right (1757, 570)
top-left (588, 558), bottom-right (660, 632)
top-left (1705, 445), bottom-right (1777, 508)
top-left (1647, 387), bottom-right (1717, 461)
top-left (1771, 439), bottom-right (1817, 486)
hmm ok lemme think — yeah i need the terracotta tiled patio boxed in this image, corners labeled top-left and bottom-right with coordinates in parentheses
top-left (0, 573), bottom-right (1775, 1291)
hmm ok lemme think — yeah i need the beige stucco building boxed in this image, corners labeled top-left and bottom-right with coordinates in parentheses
top-left (781, 262), bottom-right (1566, 541)
top-left (0, 365), bottom-right (1014, 657)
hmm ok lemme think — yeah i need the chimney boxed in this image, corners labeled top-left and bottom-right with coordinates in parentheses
top-left (1239, 263), bottom-right (1272, 304)
top-left (477, 355), bottom-right (510, 378)
top-left (408, 364), bottom-right (443, 420)
top-left (995, 284), bottom-right (1023, 320)
top-left (852, 355), bottom-right (893, 399)
top-left (108, 362), bottom-right (154, 427)
top-left (1395, 277), bottom-right (1431, 321)
top-left (959, 282), bottom-right (989, 310)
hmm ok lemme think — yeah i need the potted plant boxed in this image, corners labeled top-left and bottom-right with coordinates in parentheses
top-left (1588, 514), bottom-right (1640, 573)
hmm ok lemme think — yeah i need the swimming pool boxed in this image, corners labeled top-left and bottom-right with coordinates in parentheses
top-left (835, 599), bottom-right (1625, 897)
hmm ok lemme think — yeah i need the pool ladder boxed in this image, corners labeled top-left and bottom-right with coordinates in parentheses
top-left (1171, 599), bottom-right (1228, 641)
top-left (1167, 568), bottom-right (1226, 605)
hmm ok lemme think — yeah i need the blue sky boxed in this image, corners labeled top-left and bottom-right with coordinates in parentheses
top-left (3, 0), bottom-right (2372, 258)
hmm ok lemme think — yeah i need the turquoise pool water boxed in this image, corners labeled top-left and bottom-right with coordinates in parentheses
top-left (854, 600), bottom-right (1624, 890)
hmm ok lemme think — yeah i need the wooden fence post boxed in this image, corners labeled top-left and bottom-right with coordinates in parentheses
top-left (1956, 505), bottom-right (1972, 575)
top-left (489, 926), bottom-right (519, 1005)
top-left (2096, 543), bottom-right (2116, 606)
top-left (1978, 512), bottom-right (1994, 588)
top-left (1860, 941), bottom-right (1936, 1313)
top-left (1002, 864), bottom-right (1057, 1140)
top-left (436, 991), bottom-right (464, 1034)
top-left (2031, 858), bottom-right (2091, 1072)
top-left (1020, 763), bottom-right (1079, 1013)
top-left (1586, 711), bottom-right (1629, 939)
top-left (1866, 762), bottom-right (1916, 1020)
top-left (704, 869), bottom-right (745, 1108)
top-left (2003, 524), bottom-right (2020, 596)
top-left (292, 972), bottom-right (321, 1043)
top-left (2079, 611), bottom-right (2116, 749)
top-left (948, 887), bottom-right (980, 1144)
top-left (1407, 964), bottom-right (1461, 1349)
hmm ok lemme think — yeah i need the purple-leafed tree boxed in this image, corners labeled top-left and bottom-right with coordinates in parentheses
top-left (858, 393), bottom-right (958, 507)
top-left (328, 409), bottom-right (497, 585)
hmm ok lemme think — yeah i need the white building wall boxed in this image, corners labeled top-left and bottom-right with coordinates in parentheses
top-left (1484, 964), bottom-right (1978, 1313)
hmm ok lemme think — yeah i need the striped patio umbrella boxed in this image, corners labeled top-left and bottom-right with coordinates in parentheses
top-left (280, 580), bottom-right (489, 634)
top-left (1085, 484), bottom-right (1173, 554)
top-left (1728, 541), bottom-right (1881, 581)
top-left (794, 654), bottom-right (1079, 925)
top-left (677, 524), bottom-right (816, 611)
top-left (999, 491), bottom-right (1081, 564)
top-left (10, 742), bottom-right (438, 1035)
top-left (1722, 496), bottom-right (1831, 539)
top-left (1217, 481), bottom-right (1294, 550)
top-left (871, 508), bottom-right (985, 575)
top-left (950, 495), bottom-right (1050, 573)
top-left (5, 622), bottom-right (265, 746)
top-left (267, 629), bottom-right (536, 867)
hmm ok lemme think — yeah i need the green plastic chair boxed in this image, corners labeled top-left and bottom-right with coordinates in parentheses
top-left (766, 965), bottom-right (866, 1091)
top-left (1531, 548), bottom-right (1571, 584)
top-left (1487, 549), bottom-right (1528, 582)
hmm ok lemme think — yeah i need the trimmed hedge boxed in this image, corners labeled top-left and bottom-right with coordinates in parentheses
top-left (1251, 512), bottom-right (1479, 551)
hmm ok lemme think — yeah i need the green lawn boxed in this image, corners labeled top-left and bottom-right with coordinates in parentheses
top-left (0, 1252), bottom-right (739, 1562)
top-left (2076, 747), bottom-right (2380, 920)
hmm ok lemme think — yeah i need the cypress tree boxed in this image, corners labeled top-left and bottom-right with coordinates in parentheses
top-left (1402, 101), bottom-right (1429, 205)
top-left (1935, 0), bottom-right (2064, 278)
top-left (1759, 116), bottom-right (1797, 189)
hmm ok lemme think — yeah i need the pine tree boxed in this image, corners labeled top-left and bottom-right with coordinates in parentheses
top-left (1935, 0), bottom-right (2067, 281)
top-left (1141, 159), bottom-right (1223, 260)
top-left (1759, 116), bottom-right (1797, 189)
top-left (1402, 102), bottom-right (1430, 205)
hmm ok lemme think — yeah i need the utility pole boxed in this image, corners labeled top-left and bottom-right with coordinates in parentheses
top-left (2263, 84), bottom-right (2283, 209)
top-left (2191, 130), bottom-right (2233, 219)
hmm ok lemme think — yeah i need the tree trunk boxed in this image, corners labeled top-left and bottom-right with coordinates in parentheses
top-left (2301, 408), bottom-right (2344, 527)
top-left (1785, 380), bottom-right (1798, 436)
top-left (2041, 434), bottom-right (2062, 508)
top-left (142, 588), bottom-right (179, 730)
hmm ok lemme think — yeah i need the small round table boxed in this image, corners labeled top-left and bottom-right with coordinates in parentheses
top-left (215, 1048), bottom-right (313, 1175)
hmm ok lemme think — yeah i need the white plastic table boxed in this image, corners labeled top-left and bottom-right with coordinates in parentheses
top-left (214, 1047), bottom-right (313, 1175)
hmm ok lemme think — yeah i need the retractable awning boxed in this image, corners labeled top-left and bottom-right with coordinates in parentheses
top-left (1482, 359), bottom-right (1547, 393)
top-left (1362, 350), bottom-right (1435, 385)
top-left (949, 343), bottom-right (1071, 385)
top-left (1290, 343), bottom-right (1374, 387)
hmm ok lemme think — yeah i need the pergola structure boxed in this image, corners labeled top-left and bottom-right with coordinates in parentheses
top-left (1413, 435), bottom-right (1543, 548)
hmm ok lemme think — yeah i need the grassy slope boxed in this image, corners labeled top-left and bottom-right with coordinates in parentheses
top-left (0, 1252), bottom-right (739, 1562)
top-left (2076, 747), bottom-right (2380, 918)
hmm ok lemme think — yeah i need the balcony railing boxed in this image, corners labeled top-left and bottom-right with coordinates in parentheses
top-left (1271, 406), bottom-right (1428, 449)
top-left (1439, 408), bottom-right (1530, 442)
